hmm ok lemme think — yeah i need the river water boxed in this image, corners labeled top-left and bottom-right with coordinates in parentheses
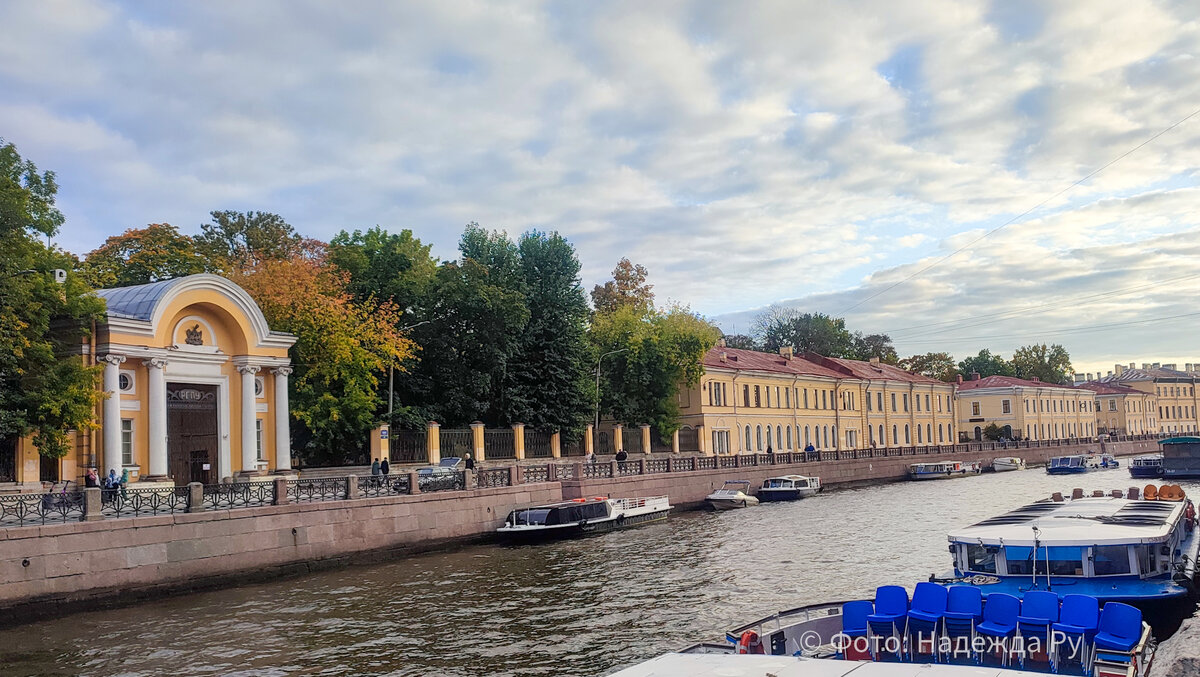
top-left (2, 468), bottom-right (1196, 677)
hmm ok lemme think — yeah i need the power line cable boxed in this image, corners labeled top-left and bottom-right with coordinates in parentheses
top-left (896, 310), bottom-right (1200, 347)
top-left (837, 105), bottom-right (1200, 315)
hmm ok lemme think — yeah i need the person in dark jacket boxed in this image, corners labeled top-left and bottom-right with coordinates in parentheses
top-left (380, 458), bottom-right (390, 476)
top-left (615, 448), bottom-right (628, 472)
top-left (463, 453), bottom-right (475, 470)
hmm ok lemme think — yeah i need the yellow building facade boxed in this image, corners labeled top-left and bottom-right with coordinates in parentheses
top-left (1075, 382), bottom-right (1158, 435)
top-left (954, 375), bottom-right (1096, 442)
top-left (5, 274), bottom-right (295, 488)
top-left (675, 346), bottom-right (957, 454)
top-left (1094, 368), bottom-right (1198, 435)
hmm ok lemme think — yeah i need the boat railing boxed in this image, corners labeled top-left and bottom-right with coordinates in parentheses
top-left (727, 600), bottom-right (850, 638)
top-left (611, 496), bottom-right (669, 511)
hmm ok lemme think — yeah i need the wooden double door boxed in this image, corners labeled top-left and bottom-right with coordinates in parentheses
top-left (167, 383), bottom-right (218, 486)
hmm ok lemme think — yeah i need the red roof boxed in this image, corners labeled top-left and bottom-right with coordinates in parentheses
top-left (702, 347), bottom-right (942, 384)
top-left (955, 375), bottom-right (1076, 391)
top-left (1074, 381), bottom-right (1146, 396)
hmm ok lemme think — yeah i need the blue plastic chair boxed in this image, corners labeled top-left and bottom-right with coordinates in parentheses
top-left (1016, 591), bottom-right (1060, 668)
top-left (1093, 602), bottom-right (1143, 653)
top-left (1052, 595), bottom-right (1099, 673)
top-left (840, 601), bottom-right (873, 659)
top-left (942, 586), bottom-right (982, 661)
top-left (907, 583), bottom-right (948, 661)
top-left (975, 593), bottom-right (1020, 666)
top-left (867, 586), bottom-right (909, 659)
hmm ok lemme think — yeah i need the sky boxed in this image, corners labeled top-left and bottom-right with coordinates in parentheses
top-left (2, 0), bottom-right (1200, 377)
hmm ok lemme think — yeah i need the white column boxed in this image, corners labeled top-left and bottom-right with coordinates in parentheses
top-left (238, 365), bottom-right (260, 474)
top-left (273, 366), bottom-right (293, 471)
top-left (101, 355), bottom-right (126, 475)
top-left (144, 358), bottom-right (169, 478)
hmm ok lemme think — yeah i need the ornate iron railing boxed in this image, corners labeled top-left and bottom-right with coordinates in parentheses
top-left (582, 463), bottom-right (612, 479)
top-left (521, 465), bottom-right (549, 483)
top-left (102, 486), bottom-right (190, 518)
top-left (0, 489), bottom-right (85, 527)
top-left (677, 426), bottom-right (700, 452)
top-left (645, 458), bottom-right (669, 474)
top-left (390, 430), bottom-right (427, 463)
top-left (358, 474), bottom-right (411, 497)
top-left (484, 430), bottom-right (515, 459)
top-left (441, 429), bottom-right (474, 458)
top-left (203, 482), bottom-right (274, 510)
top-left (420, 471), bottom-right (466, 493)
top-left (287, 477), bottom-right (347, 503)
top-left (616, 460), bottom-right (641, 476)
top-left (476, 468), bottom-right (511, 488)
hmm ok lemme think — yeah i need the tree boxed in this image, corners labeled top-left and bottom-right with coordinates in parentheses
top-left (1012, 343), bottom-right (1073, 385)
top-left (754, 307), bottom-right (853, 357)
top-left (233, 252), bottom-right (415, 465)
top-left (957, 349), bottom-right (1015, 379)
top-left (898, 352), bottom-right (958, 381)
top-left (590, 304), bottom-right (720, 434)
top-left (590, 257), bottom-right (653, 314)
top-left (83, 223), bottom-right (208, 288)
top-left (0, 139), bottom-right (104, 458)
top-left (722, 334), bottom-right (760, 350)
top-left (850, 332), bottom-right (899, 364)
top-left (982, 423), bottom-right (1004, 441)
top-left (327, 226), bottom-right (436, 313)
top-left (196, 210), bottom-right (304, 271)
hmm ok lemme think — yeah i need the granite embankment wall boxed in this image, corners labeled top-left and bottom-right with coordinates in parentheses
top-left (0, 438), bottom-right (1160, 619)
top-left (0, 481), bottom-right (561, 621)
top-left (561, 440), bottom-right (1161, 508)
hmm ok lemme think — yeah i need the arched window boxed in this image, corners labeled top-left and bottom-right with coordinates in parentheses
top-left (765, 425), bottom-right (772, 451)
top-left (745, 425), bottom-right (751, 451)
top-left (756, 425), bottom-right (763, 451)
top-left (892, 425), bottom-right (898, 445)
top-left (786, 426), bottom-right (792, 449)
top-left (904, 425), bottom-right (911, 444)
top-left (974, 426), bottom-right (982, 441)
top-left (926, 424), bottom-right (932, 444)
top-left (878, 425), bottom-right (884, 447)
top-left (805, 425), bottom-right (810, 446)
top-left (917, 426), bottom-right (923, 443)
top-left (869, 427), bottom-right (875, 444)
top-left (777, 426), bottom-right (783, 450)
top-left (832, 426), bottom-right (838, 449)
top-left (938, 424), bottom-right (944, 443)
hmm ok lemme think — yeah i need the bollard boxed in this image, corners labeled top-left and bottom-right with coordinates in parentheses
top-left (188, 482), bottom-right (205, 512)
top-left (273, 476), bottom-right (289, 505)
top-left (346, 475), bottom-right (359, 500)
top-left (509, 465), bottom-right (520, 485)
top-left (83, 487), bottom-right (103, 521)
top-left (408, 470), bottom-right (420, 495)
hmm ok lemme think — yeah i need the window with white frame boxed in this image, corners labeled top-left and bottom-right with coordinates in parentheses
top-left (118, 370), bottom-right (135, 394)
top-left (120, 419), bottom-right (133, 466)
top-left (256, 418), bottom-right (264, 461)
top-left (971, 401), bottom-right (981, 416)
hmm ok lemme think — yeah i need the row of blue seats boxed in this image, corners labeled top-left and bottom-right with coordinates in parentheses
top-left (841, 583), bottom-right (1144, 670)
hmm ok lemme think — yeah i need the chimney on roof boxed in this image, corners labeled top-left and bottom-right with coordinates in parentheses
top-left (779, 346), bottom-right (793, 360)
top-left (956, 374), bottom-right (964, 384)
top-left (970, 371), bottom-right (981, 381)
top-left (717, 337), bottom-right (727, 348)
top-left (869, 356), bottom-right (880, 365)
top-left (1031, 376), bottom-right (1040, 382)
top-left (720, 351), bottom-right (727, 363)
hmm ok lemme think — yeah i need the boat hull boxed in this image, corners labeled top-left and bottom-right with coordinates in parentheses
top-left (992, 459), bottom-right (1025, 472)
top-left (497, 508), bottom-right (670, 542)
top-left (1047, 466), bottom-right (1090, 475)
top-left (707, 497), bottom-right (758, 509)
top-left (757, 488), bottom-right (817, 501)
top-left (908, 470), bottom-right (981, 480)
top-left (1130, 466), bottom-right (1163, 478)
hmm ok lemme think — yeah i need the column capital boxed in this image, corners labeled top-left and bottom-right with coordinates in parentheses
top-left (272, 366), bottom-right (294, 376)
top-left (143, 357), bottom-right (169, 370)
top-left (100, 354), bottom-right (126, 366)
top-left (237, 365), bottom-right (261, 375)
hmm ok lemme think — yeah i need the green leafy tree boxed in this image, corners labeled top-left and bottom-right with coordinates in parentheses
top-left (722, 334), bottom-right (760, 350)
top-left (197, 210), bottom-right (304, 271)
top-left (83, 223), bottom-right (208, 288)
top-left (850, 332), bottom-right (899, 364)
top-left (0, 139), bottom-right (104, 458)
top-left (982, 423), bottom-right (1004, 441)
top-left (1012, 343), bottom-right (1073, 385)
top-left (590, 257), bottom-right (653, 314)
top-left (898, 352), bottom-right (958, 381)
top-left (501, 230), bottom-right (592, 434)
top-left (754, 307), bottom-right (853, 357)
top-left (957, 349), bottom-right (1015, 379)
top-left (327, 226), bottom-right (436, 313)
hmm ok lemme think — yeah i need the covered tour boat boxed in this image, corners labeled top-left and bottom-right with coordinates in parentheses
top-left (758, 475), bottom-right (821, 501)
top-left (497, 495), bottom-right (671, 541)
top-left (992, 457), bottom-right (1026, 472)
top-left (1046, 455), bottom-right (1089, 475)
top-left (610, 584), bottom-right (1156, 677)
top-left (938, 485), bottom-right (1199, 603)
top-left (1129, 454), bottom-right (1163, 479)
top-left (907, 461), bottom-right (982, 480)
top-left (706, 480), bottom-right (759, 509)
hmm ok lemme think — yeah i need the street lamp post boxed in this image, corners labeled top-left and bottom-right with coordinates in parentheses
top-left (594, 348), bottom-right (629, 440)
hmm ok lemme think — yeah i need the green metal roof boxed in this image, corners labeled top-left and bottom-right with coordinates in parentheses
top-left (1159, 437), bottom-right (1200, 445)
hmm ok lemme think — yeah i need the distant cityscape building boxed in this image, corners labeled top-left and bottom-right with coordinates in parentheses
top-left (1092, 365), bottom-right (1199, 435)
top-left (954, 374), bottom-right (1096, 442)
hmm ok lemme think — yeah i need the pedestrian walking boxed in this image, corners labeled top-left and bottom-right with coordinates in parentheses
top-left (615, 448), bottom-right (628, 472)
top-left (585, 450), bottom-right (596, 464)
top-left (371, 458), bottom-right (381, 476)
top-left (463, 453), bottom-right (475, 470)
top-left (380, 458), bottom-right (390, 476)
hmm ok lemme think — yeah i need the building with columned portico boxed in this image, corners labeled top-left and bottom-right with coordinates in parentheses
top-left (0, 274), bottom-right (296, 490)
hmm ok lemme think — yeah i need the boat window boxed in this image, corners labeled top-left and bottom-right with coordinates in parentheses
top-left (511, 509), bottom-right (551, 525)
top-left (1004, 546), bottom-right (1036, 575)
top-left (966, 544), bottom-right (997, 573)
top-left (582, 503), bottom-right (608, 519)
top-left (1045, 546), bottom-right (1084, 575)
top-left (1092, 545), bottom-right (1131, 575)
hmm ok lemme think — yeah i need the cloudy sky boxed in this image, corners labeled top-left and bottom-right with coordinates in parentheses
top-left (3, 0), bottom-right (1200, 376)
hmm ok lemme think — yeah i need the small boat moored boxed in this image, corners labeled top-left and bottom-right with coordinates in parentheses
top-left (758, 475), bottom-right (821, 501)
top-left (497, 495), bottom-right (671, 540)
top-left (991, 456), bottom-right (1026, 472)
top-left (1046, 454), bottom-right (1089, 474)
top-left (1129, 454), bottom-right (1164, 479)
top-left (906, 460), bottom-right (981, 480)
top-left (1087, 452), bottom-right (1120, 469)
top-left (706, 480), bottom-right (759, 509)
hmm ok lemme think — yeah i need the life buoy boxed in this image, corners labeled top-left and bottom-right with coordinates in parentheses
top-left (572, 498), bottom-right (587, 503)
top-left (736, 630), bottom-right (765, 654)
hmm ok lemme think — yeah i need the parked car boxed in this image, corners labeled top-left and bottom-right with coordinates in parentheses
top-left (418, 457), bottom-right (463, 477)
top-left (417, 457), bottom-right (464, 491)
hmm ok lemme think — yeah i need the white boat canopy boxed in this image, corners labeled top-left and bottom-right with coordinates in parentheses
top-left (947, 497), bottom-right (1185, 547)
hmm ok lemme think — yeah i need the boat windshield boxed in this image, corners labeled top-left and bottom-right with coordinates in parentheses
top-left (1004, 546), bottom-right (1084, 576)
top-left (965, 544), bottom-right (997, 573)
top-left (510, 509), bottom-right (551, 525)
top-left (765, 479), bottom-right (790, 488)
top-left (1050, 457), bottom-right (1083, 468)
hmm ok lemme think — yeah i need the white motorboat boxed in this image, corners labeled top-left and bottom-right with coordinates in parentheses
top-left (758, 475), bottom-right (820, 501)
top-left (992, 456), bottom-right (1026, 472)
top-left (497, 495), bottom-right (671, 541)
top-left (706, 480), bottom-right (759, 509)
top-left (906, 460), bottom-right (981, 480)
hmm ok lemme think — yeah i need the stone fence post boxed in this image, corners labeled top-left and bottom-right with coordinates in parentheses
top-left (408, 470), bottom-right (421, 495)
top-left (509, 465), bottom-right (520, 485)
top-left (471, 421), bottom-right (485, 462)
top-left (426, 420), bottom-right (441, 465)
top-left (550, 431), bottom-right (561, 458)
top-left (512, 422), bottom-right (526, 461)
top-left (345, 475), bottom-right (359, 500)
top-left (188, 482), bottom-right (205, 512)
top-left (273, 477), bottom-right (289, 505)
top-left (640, 424), bottom-right (651, 454)
top-left (83, 487), bottom-right (102, 521)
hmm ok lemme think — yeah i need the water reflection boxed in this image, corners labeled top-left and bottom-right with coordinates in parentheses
top-left (0, 468), bottom-right (1195, 676)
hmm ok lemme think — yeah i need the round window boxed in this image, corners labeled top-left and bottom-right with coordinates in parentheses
top-left (254, 377), bottom-right (264, 397)
top-left (118, 373), bottom-right (132, 391)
